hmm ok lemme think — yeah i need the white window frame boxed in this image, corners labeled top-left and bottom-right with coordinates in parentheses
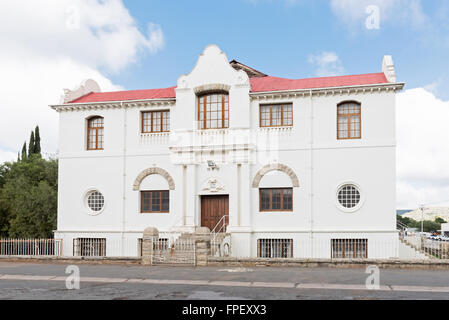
top-left (335, 182), bottom-right (365, 213)
top-left (83, 188), bottom-right (106, 216)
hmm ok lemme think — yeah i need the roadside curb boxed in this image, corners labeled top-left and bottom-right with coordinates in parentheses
top-left (2, 256), bottom-right (449, 270)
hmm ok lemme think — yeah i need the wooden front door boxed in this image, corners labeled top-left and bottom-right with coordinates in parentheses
top-left (201, 195), bottom-right (229, 231)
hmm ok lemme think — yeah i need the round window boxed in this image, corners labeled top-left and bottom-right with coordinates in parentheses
top-left (337, 184), bottom-right (361, 209)
top-left (86, 190), bottom-right (104, 213)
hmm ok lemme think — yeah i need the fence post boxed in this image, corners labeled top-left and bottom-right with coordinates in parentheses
top-left (142, 227), bottom-right (159, 265)
top-left (194, 227), bottom-right (211, 266)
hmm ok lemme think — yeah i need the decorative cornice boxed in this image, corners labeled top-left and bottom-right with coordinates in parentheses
top-left (50, 82), bottom-right (405, 111)
top-left (50, 98), bottom-right (176, 112)
top-left (249, 83), bottom-right (405, 101)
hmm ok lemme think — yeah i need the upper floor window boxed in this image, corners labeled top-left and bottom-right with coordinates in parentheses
top-left (260, 103), bottom-right (293, 127)
top-left (87, 116), bottom-right (104, 150)
top-left (259, 188), bottom-right (293, 212)
top-left (197, 92), bottom-right (229, 129)
top-left (337, 102), bottom-right (361, 139)
top-left (142, 110), bottom-right (170, 133)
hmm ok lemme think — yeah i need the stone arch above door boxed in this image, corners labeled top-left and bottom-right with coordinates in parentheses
top-left (133, 167), bottom-right (175, 191)
top-left (252, 163), bottom-right (299, 188)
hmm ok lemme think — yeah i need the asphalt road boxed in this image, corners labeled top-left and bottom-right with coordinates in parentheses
top-left (0, 261), bottom-right (448, 300)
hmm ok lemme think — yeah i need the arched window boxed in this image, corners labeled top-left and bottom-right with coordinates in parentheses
top-left (337, 102), bottom-right (361, 139)
top-left (197, 92), bottom-right (229, 129)
top-left (87, 116), bottom-right (104, 150)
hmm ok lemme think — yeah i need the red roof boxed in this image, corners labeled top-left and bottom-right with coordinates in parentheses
top-left (249, 73), bottom-right (388, 93)
top-left (70, 86), bottom-right (176, 103)
top-left (67, 73), bottom-right (388, 104)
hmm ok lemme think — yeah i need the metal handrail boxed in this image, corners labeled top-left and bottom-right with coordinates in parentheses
top-left (211, 215), bottom-right (229, 245)
top-left (397, 220), bottom-right (408, 231)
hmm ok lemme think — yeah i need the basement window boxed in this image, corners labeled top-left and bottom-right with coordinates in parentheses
top-left (73, 238), bottom-right (106, 257)
top-left (331, 239), bottom-right (367, 259)
top-left (257, 239), bottom-right (293, 258)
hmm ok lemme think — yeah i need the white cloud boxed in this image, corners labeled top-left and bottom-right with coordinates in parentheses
top-left (0, 0), bottom-right (164, 73)
top-left (397, 88), bottom-right (449, 208)
top-left (0, 0), bottom-right (164, 163)
top-left (330, 0), bottom-right (427, 30)
top-left (308, 52), bottom-right (344, 77)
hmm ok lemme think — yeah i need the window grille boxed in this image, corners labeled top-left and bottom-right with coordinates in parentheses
top-left (331, 239), bottom-right (367, 259)
top-left (257, 239), bottom-right (293, 258)
top-left (73, 238), bottom-right (106, 257)
top-left (87, 191), bottom-right (104, 212)
top-left (337, 185), bottom-right (361, 209)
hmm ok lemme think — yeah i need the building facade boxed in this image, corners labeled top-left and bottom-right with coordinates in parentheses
top-left (51, 45), bottom-right (404, 258)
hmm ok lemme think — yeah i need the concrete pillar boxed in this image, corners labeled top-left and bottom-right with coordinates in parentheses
top-left (142, 227), bottom-right (159, 265)
top-left (185, 164), bottom-right (198, 227)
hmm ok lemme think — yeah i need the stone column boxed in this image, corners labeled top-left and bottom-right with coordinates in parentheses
top-left (194, 227), bottom-right (211, 266)
top-left (142, 227), bottom-right (159, 265)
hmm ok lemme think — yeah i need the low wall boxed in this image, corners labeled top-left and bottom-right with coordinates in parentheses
top-left (207, 257), bottom-right (449, 270)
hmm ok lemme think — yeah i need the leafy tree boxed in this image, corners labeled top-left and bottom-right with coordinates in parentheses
top-left (435, 217), bottom-right (447, 224)
top-left (34, 126), bottom-right (41, 156)
top-left (21, 142), bottom-right (27, 161)
top-left (0, 163), bottom-right (10, 237)
top-left (0, 155), bottom-right (57, 238)
top-left (28, 131), bottom-right (35, 156)
top-left (397, 214), bottom-right (446, 233)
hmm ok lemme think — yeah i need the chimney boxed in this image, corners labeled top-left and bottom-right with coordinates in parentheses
top-left (382, 55), bottom-right (396, 83)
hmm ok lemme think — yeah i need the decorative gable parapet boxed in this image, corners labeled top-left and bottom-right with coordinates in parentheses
top-left (61, 79), bottom-right (101, 104)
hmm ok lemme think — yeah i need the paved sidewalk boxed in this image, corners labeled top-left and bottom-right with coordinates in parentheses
top-left (2, 272), bottom-right (449, 293)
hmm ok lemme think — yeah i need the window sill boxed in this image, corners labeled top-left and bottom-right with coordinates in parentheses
top-left (141, 132), bottom-right (170, 136)
top-left (258, 126), bottom-right (293, 132)
top-left (140, 212), bottom-right (170, 214)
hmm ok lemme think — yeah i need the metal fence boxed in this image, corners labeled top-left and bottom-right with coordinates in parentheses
top-left (151, 238), bottom-right (196, 265)
top-left (0, 239), bottom-right (62, 256)
top-left (402, 235), bottom-right (449, 259)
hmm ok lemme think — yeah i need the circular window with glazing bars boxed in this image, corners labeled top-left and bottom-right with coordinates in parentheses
top-left (86, 190), bottom-right (104, 213)
top-left (337, 184), bottom-right (361, 209)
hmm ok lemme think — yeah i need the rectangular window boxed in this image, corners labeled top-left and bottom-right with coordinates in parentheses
top-left (331, 239), bottom-right (367, 259)
top-left (73, 238), bottom-right (106, 257)
top-left (259, 188), bottom-right (293, 212)
top-left (142, 110), bottom-right (170, 133)
top-left (198, 93), bottom-right (229, 129)
top-left (257, 239), bottom-right (293, 258)
top-left (87, 117), bottom-right (104, 150)
top-left (260, 103), bottom-right (293, 127)
top-left (141, 191), bottom-right (169, 213)
top-left (337, 102), bottom-right (361, 139)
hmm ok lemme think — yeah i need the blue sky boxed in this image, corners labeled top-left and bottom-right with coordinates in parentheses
top-left (1, 0), bottom-right (449, 209)
top-left (101, 0), bottom-right (449, 100)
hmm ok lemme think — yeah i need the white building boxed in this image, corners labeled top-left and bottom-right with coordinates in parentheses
top-left (51, 45), bottom-right (404, 259)
top-left (442, 223), bottom-right (449, 237)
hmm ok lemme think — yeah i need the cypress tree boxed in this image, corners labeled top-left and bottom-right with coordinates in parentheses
top-left (28, 131), bottom-right (35, 155)
top-left (21, 142), bottom-right (27, 161)
top-left (17, 152), bottom-right (20, 162)
top-left (34, 126), bottom-right (41, 156)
